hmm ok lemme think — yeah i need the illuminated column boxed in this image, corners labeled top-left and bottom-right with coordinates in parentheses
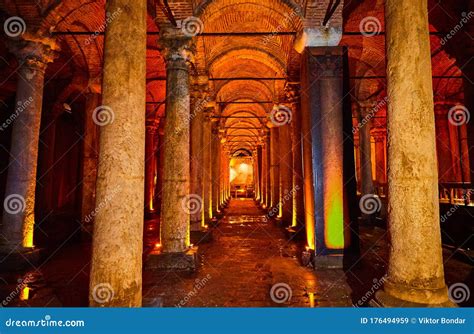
top-left (145, 121), bottom-right (158, 216)
top-left (147, 27), bottom-right (197, 271)
top-left (203, 113), bottom-right (213, 221)
top-left (254, 149), bottom-right (260, 201)
top-left (257, 146), bottom-right (263, 202)
top-left (265, 134), bottom-right (271, 208)
top-left (300, 46), bottom-right (352, 267)
top-left (269, 127), bottom-right (280, 213)
top-left (376, 0), bottom-right (451, 306)
top-left (190, 81), bottom-right (208, 230)
top-left (81, 93), bottom-right (101, 237)
top-left (287, 85), bottom-right (305, 229)
top-left (356, 102), bottom-right (375, 197)
top-left (211, 121), bottom-right (221, 214)
top-left (259, 139), bottom-right (267, 207)
top-left (372, 128), bottom-right (386, 186)
top-left (0, 35), bottom-right (58, 255)
top-left (89, 0), bottom-right (146, 307)
top-left (353, 132), bottom-right (362, 193)
top-left (279, 123), bottom-right (293, 225)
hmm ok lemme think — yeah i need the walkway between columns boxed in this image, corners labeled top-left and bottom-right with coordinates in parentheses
top-left (143, 199), bottom-right (353, 307)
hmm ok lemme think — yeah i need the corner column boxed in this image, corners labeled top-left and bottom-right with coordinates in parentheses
top-left (0, 35), bottom-right (57, 262)
top-left (376, 0), bottom-right (451, 306)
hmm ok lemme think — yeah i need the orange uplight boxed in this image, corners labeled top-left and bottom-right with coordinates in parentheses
top-left (154, 243), bottom-right (162, 249)
top-left (20, 287), bottom-right (30, 301)
top-left (308, 292), bottom-right (315, 308)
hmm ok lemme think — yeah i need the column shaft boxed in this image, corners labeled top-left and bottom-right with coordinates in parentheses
top-left (89, 0), bottom-right (146, 307)
top-left (379, 0), bottom-right (450, 305)
top-left (279, 124), bottom-right (293, 225)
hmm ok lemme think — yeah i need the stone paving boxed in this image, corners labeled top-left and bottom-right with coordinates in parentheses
top-left (0, 198), bottom-right (472, 307)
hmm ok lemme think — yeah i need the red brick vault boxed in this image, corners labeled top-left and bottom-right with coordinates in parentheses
top-left (0, 0), bottom-right (472, 307)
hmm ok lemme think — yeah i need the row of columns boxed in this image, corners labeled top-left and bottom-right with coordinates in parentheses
top-left (0, 0), bottom-right (456, 308)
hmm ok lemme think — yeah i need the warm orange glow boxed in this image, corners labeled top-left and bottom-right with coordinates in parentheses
top-left (20, 287), bottom-right (30, 301)
top-left (308, 292), bottom-right (315, 308)
top-left (23, 215), bottom-right (35, 248)
top-left (154, 243), bottom-right (162, 249)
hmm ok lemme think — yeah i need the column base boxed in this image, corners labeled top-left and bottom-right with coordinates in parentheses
top-left (191, 228), bottom-right (213, 245)
top-left (373, 289), bottom-right (456, 307)
top-left (146, 247), bottom-right (198, 271)
top-left (371, 279), bottom-right (455, 307)
top-left (314, 255), bottom-right (344, 269)
top-left (0, 247), bottom-right (41, 272)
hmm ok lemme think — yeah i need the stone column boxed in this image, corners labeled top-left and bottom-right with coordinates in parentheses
top-left (257, 146), bottom-right (263, 202)
top-left (190, 83), bottom-right (207, 231)
top-left (1, 35), bottom-right (57, 256)
top-left (145, 121), bottom-right (158, 216)
top-left (278, 123), bottom-right (293, 226)
top-left (203, 114), bottom-right (213, 221)
top-left (81, 93), bottom-right (101, 237)
top-left (269, 127), bottom-right (280, 215)
top-left (265, 135), bottom-right (271, 209)
top-left (372, 128), bottom-right (386, 186)
top-left (300, 46), bottom-right (352, 267)
top-left (89, 0), bottom-right (146, 307)
top-left (376, 0), bottom-right (451, 306)
top-left (289, 90), bottom-right (305, 230)
top-left (356, 102), bottom-right (375, 197)
top-left (211, 121), bottom-right (221, 215)
top-left (259, 140), bottom-right (267, 207)
top-left (150, 27), bottom-right (197, 270)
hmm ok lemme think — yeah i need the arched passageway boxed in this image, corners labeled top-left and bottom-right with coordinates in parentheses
top-left (0, 0), bottom-right (472, 308)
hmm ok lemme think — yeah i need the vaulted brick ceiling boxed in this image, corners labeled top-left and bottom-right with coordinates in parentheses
top-left (0, 0), bottom-right (470, 152)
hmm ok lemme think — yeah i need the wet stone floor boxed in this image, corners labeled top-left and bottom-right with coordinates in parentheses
top-left (0, 199), bottom-right (472, 307)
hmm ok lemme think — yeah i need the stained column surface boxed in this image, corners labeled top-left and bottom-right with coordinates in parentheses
top-left (89, 0), bottom-right (147, 307)
top-left (379, 0), bottom-right (451, 306)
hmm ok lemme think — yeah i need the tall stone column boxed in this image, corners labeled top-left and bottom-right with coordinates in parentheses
top-left (211, 120), bottom-right (221, 215)
top-left (372, 129), bottom-right (386, 186)
top-left (89, 0), bottom-right (146, 307)
top-left (257, 146), bottom-right (263, 202)
top-left (202, 114), bottom-right (213, 222)
top-left (376, 0), bottom-right (451, 306)
top-left (356, 102), bottom-right (375, 197)
top-left (300, 46), bottom-right (353, 268)
top-left (278, 123), bottom-right (293, 226)
top-left (265, 135), bottom-right (271, 209)
top-left (81, 93), bottom-right (101, 237)
top-left (190, 82), bottom-right (208, 231)
top-left (145, 121), bottom-right (158, 216)
top-left (150, 27), bottom-right (197, 271)
top-left (1, 35), bottom-right (57, 257)
top-left (269, 127), bottom-right (280, 215)
top-left (285, 84), bottom-right (305, 230)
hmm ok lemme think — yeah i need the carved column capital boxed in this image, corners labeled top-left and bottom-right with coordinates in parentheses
top-left (158, 27), bottom-right (196, 71)
top-left (7, 33), bottom-right (59, 73)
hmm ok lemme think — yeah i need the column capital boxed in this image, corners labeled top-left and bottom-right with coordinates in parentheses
top-left (7, 33), bottom-right (59, 73)
top-left (307, 47), bottom-right (344, 77)
top-left (284, 82), bottom-right (301, 104)
top-left (158, 27), bottom-right (196, 70)
top-left (371, 128), bottom-right (386, 142)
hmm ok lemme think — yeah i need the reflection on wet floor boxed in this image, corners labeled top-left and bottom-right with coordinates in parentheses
top-left (0, 198), bottom-right (472, 307)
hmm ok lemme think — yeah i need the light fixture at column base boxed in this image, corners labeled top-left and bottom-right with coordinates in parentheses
top-left (146, 247), bottom-right (198, 271)
top-left (0, 247), bottom-right (41, 272)
top-left (372, 289), bottom-right (456, 307)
